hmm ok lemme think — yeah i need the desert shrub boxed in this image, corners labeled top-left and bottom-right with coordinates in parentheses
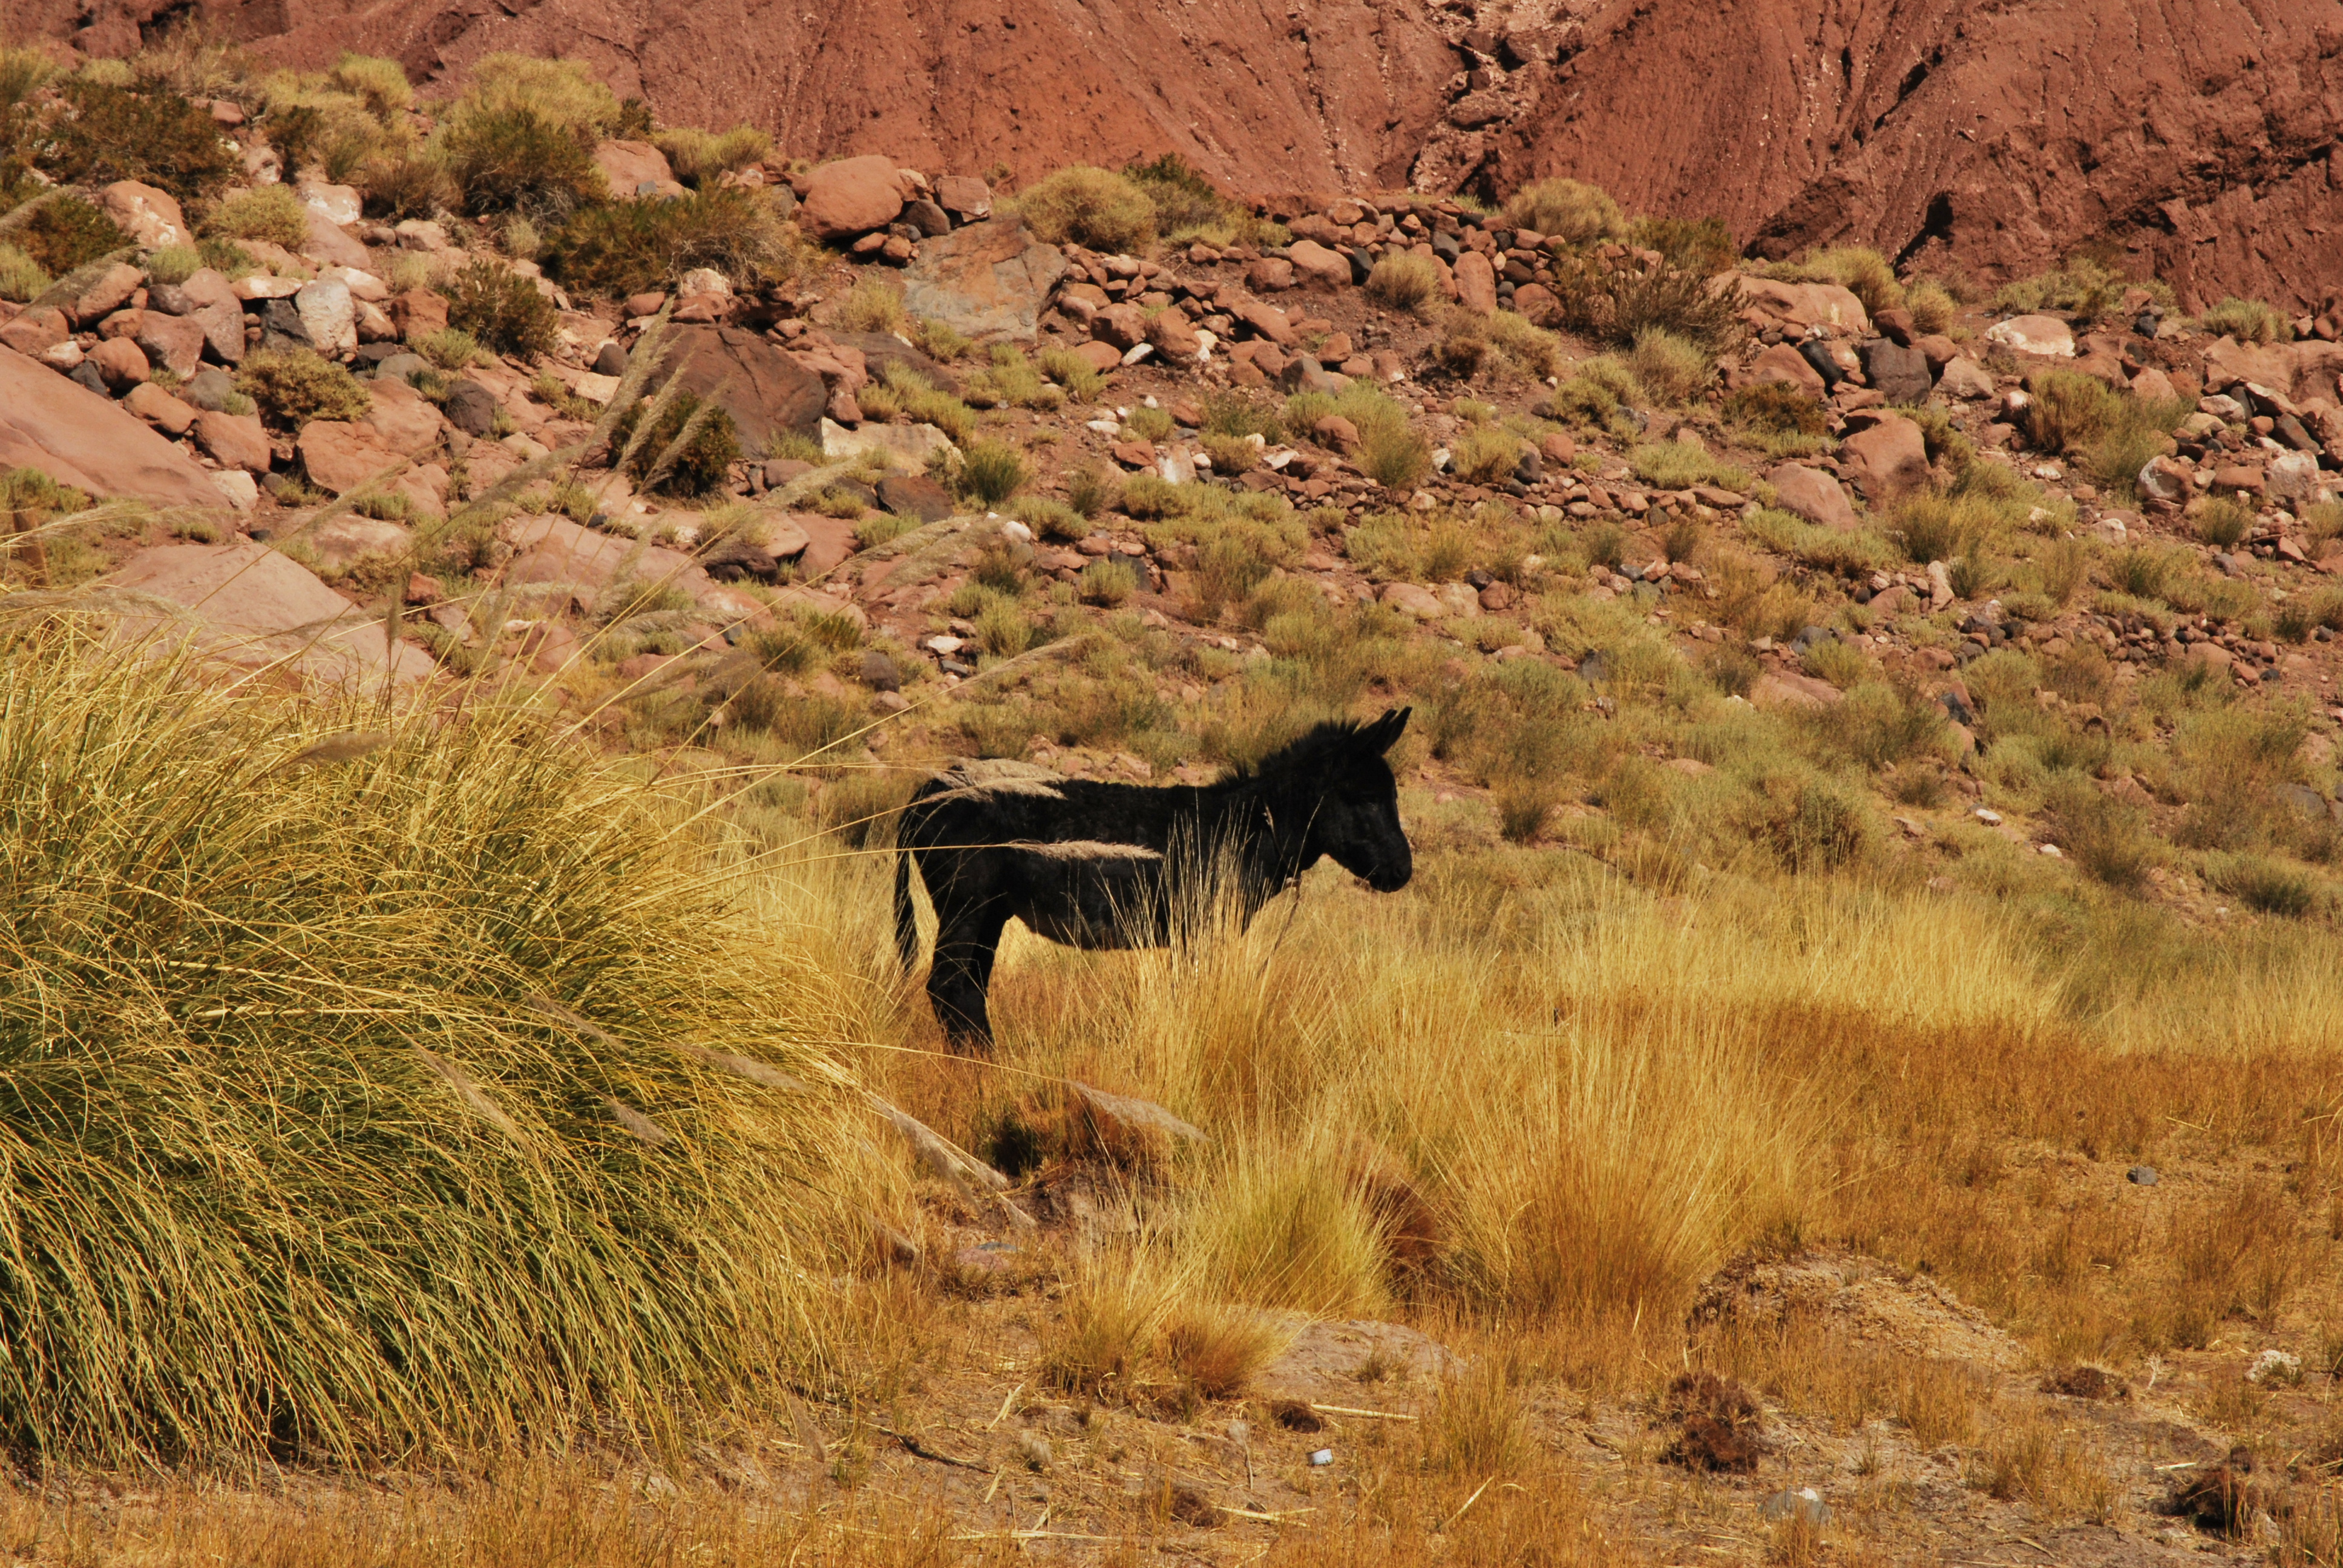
top-left (1064, 463), bottom-right (1115, 519)
top-left (1201, 432), bottom-right (1259, 475)
top-left (2195, 497), bottom-right (2252, 549)
top-left (1449, 425), bottom-right (1524, 486)
top-left (142, 244), bottom-right (202, 286)
top-left (653, 126), bottom-right (772, 188)
top-left (1126, 405), bottom-right (1176, 443)
top-left (962, 347), bottom-right (1063, 411)
top-left (1119, 473), bottom-right (1182, 520)
top-left (874, 364), bottom-right (975, 444)
top-left (1749, 773), bottom-right (1872, 871)
top-left (326, 53), bottom-right (413, 119)
top-left (2207, 854), bottom-right (2322, 918)
top-left (443, 105), bottom-right (603, 219)
top-left (1038, 345), bottom-right (1106, 401)
top-left (1775, 246), bottom-right (1904, 318)
top-left (545, 187), bottom-right (806, 299)
top-left (615, 388), bottom-right (741, 496)
top-left (203, 185), bottom-right (310, 249)
top-left (1907, 279), bottom-right (1957, 333)
top-left (361, 151), bottom-right (454, 221)
top-left (1366, 252), bottom-right (1441, 313)
top-left (411, 328), bottom-right (483, 370)
top-left (804, 273), bottom-right (895, 339)
top-left (1629, 215), bottom-right (1736, 274)
top-left (194, 236), bottom-right (256, 279)
top-left (235, 348), bottom-right (372, 426)
top-left (1545, 356), bottom-right (1649, 433)
top-left (2023, 371), bottom-right (2184, 497)
top-left (0, 244), bottom-right (47, 303)
top-left (459, 53), bottom-right (624, 134)
top-left (956, 440), bottom-right (1029, 508)
top-left (2046, 778), bottom-right (2157, 890)
top-left (1015, 165), bottom-right (1156, 253)
top-left (1724, 382), bottom-right (1827, 437)
top-left (1630, 443), bottom-right (1752, 492)
top-left (1079, 558), bottom-right (1138, 606)
top-left (0, 635), bottom-right (866, 1466)
top-left (441, 260), bottom-right (560, 359)
top-left (8, 195), bottom-right (128, 276)
top-left (1122, 152), bottom-right (1240, 243)
top-left (1551, 252), bottom-right (1745, 350)
top-left (2196, 296), bottom-right (2292, 344)
top-left (34, 80), bottom-right (237, 199)
top-left (1360, 420), bottom-right (1433, 491)
top-left (1502, 177), bottom-right (1626, 245)
top-left (0, 47), bottom-right (56, 121)
top-left (1991, 255), bottom-right (2151, 322)
top-left (1628, 327), bottom-right (1714, 404)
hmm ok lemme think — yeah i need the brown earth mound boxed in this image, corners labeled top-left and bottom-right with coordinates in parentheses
top-left (26, 0), bottom-right (2340, 307)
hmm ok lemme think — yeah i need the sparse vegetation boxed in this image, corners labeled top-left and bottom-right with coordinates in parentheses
top-left (441, 258), bottom-right (563, 359)
top-left (202, 184), bottom-right (311, 249)
top-left (1367, 252), bottom-right (1441, 313)
top-left (1503, 177), bottom-right (1628, 245)
top-left (1015, 165), bottom-right (1157, 253)
top-left (2196, 296), bottom-right (2293, 344)
top-left (544, 186), bottom-right (805, 298)
top-left (235, 347), bottom-right (372, 425)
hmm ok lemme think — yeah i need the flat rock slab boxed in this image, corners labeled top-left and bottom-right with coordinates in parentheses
top-left (900, 218), bottom-right (1069, 341)
top-left (1256, 1319), bottom-right (1464, 1408)
top-left (499, 514), bottom-right (767, 626)
top-left (106, 540), bottom-right (435, 685)
top-left (0, 345), bottom-right (234, 510)
top-left (652, 324), bottom-right (827, 451)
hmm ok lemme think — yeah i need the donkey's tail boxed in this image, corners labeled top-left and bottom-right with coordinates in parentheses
top-left (892, 847), bottom-right (922, 975)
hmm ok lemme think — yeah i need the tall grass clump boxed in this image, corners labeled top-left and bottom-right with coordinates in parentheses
top-left (1014, 166), bottom-right (1156, 253)
top-left (0, 626), bottom-right (871, 1466)
top-left (1502, 178), bottom-right (1626, 245)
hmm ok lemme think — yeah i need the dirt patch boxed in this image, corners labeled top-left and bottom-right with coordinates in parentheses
top-left (1692, 1247), bottom-right (2025, 1369)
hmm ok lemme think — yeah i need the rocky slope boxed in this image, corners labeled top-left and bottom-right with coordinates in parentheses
top-left (27, 0), bottom-right (2341, 305)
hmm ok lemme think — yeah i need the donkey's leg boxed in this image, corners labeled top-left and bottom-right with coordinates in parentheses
top-left (929, 900), bottom-right (1011, 1053)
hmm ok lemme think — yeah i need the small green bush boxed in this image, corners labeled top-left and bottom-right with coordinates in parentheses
top-left (1078, 558), bottom-right (1138, 606)
top-left (361, 151), bottom-right (454, 221)
top-left (1119, 473), bottom-right (1182, 520)
top-left (2207, 854), bottom-right (2321, 917)
top-left (615, 389), bottom-right (741, 496)
top-left (35, 80), bottom-right (237, 199)
top-left (957, 440), bottom-right (1029, 508)
top-left (0, 244), bottom-right (48, 304)
top-left (2196, 297), bottom-right (2292, 344)
top-left (410, 328), bottom-right (483, 370)
top-left (443, 105), bottom-right (605, 219)
top-left (2195, 497), bottom-right (2252, 549)
top-left (1015, 166), bottom-right (1156, 253)
top-left (459, 53), bottom-right (625, 135)
top-left (1628, 443), bottom-right (1752, 492)
top-left (1628, 215), bottom-right (1736, 274)
top-left (204, 185), bottom-right (310, 249)
top-left (1123, 152), bottom-right (1242, 243)
top-left (1550, 252), bottom-right (1745, 350)
top-left (1450, 425), bottom-right (1522, 485)
top-left (1723, 382), bottom-right (1827, 436)
top-left (1038, 345), bottom-right (1107, 402)
top-left (1626, 327), bottom-right (1714, 405)
top-left (1366, 252), bottom-right (1441, 313)
top-left (1360, 420), bottom-right (1432, 491)
top-left (442, 260), bottom-right (561, 359)
top-left (837, 275), bottom-right (905, 333)
top-left (1502, 178), bottom-right (1626, 245)
top-left (236, 348), bottom-right (373, 426)
top-left (1907, 279), bottom-right (1957, 334)
top-left (8, 195), bottom-right (128, 276)
top-left (1775, 246), bottom-right (1904, 318)
top-left (1064, 464), bottom-right (1114, 519)
top-left (142, 244), bottom-right (202, 286)
top-left (653, 126), bottom-right (772, 188)
top-left (542, 188), bottom-right (805, 298)
top-left (327, 54), bottom-right (414, 120)
top-left (195, 237), bottom-right (257, 280)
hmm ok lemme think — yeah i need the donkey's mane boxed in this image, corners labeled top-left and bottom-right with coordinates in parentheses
top-left (1222, 717), bottom-right (1383, 783)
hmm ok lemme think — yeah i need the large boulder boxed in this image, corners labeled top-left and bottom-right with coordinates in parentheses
top-left (592, 139), bottom-right (680, 199)
top-left (801, 154), bottom-right (905, 240)
top-left (1451, 250), bottom-right (1498, 313)
top-left (1838, 413), bottom-right (1932, 498)
top-left (147, 267), bottom-right (246, 365)
top-left (1731, 276), bottom-right (1871, 337)
top-left (1858, 338), bottom-right (1932, 404)
top-left (98, 181), bottom-right (189, 249)
top-left (650, 325), bottom-right (827, 449)
top-left (0, 345), bottom-right (232, 508)
top-left (899, 218), bottom-right (1069, 340)
top-left (301, 206), bottom-right (374, 273)
top-left (108, 541), bottom-right (436, 686)
top-left (297, 420), bottom-right (404, 495)
top-left (1767, 463), bottom-right (1856, 528)
top-left (1743, 342), bottom-right (1827, 397)
top-left (498, 514), bottom-right (765, 624)
top-left (1984, 314), bottom-right (2075, 358)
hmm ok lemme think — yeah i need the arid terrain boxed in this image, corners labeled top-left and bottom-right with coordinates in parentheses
top-left (0, 16), bottom-right (2339, 1568)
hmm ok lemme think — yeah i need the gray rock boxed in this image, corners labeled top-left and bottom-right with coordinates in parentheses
top-left (68, 361), bottom-right (110, 397)
top-left (182, 367), bottom-right (238, 411)
top-left (859, 650), bottom-right (901, 691)
top-left (1018, 1431), bottom-right (1051, 1471)
top-left (1858, 338), bottom-right (1933, 404)
top-left (700, 537), bottom-right (781, 584)
top-left (592, 340), bottom-right (628, 377)
top-left (900, 218), bottom-right (1069, 341)
top-left (2127, 1165), bottom-right (2158, 1185)
top-left (371, 352), bottom-right (428, 385)
top-left (442, 379), bottom-right (497, 437)
top-left (258, 297), bottom-right (310, 353)
top-left (293, 278), bottom-right (356, 356)
top-left (649, 324), bottom-right (828, 449)
top-left (1797, 339), bottom-right (1844, 390)
top-left (1577, 649), bottom-right (1610, 684)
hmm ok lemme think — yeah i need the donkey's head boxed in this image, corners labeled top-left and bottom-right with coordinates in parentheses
top-left (1255, 708), bottom-right (1414, 892)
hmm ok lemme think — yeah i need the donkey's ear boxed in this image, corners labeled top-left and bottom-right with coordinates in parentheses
top-left (1367, 707), bottom-right (1411, 753)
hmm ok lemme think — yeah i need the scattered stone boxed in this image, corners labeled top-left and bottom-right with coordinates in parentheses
top-left (1452, 249), bottom-right (1497, 313)
top-left (111, 541), bottom-right (436, 684)
top-left (134, 313), bottom-right (208, 379)
top-left (99, 180), bottom-right (189, 248)
top-left (181, 367), bottom-right (238, 411)
top-left (298, 421), bottom-right (405, 496)
top-left (1377, 582), bottom-right (1447, 619)
top-left (1858, 338), bottom-right (1932, 403)
top-left (194, 409), bottom-right (270, 474)
top-left (293, 278), bottom-right (358, 356)
top-left (859, 650), bottom-right (902, 691)
top-left (652, 324), bottom-right (827, 449)
top-left (64, 263), bottom-right (144, 328)
top-left (1090, 302), bottom-right (1150, 351)
top-left (442, 379), bottom-right (498, 437)
top-left (819, 416), bottom-right (958, 470)
top-left (1288, 238), bottom-right (1352, 291)
top-left (391, 287), bottom-right (450, 342)
top-left (2126, 1165), bottom-right (2158, 1185)
top-left (592, 340), bottom-right (629, 377)
top-left (87, 337), bottom-right (149, 392)
top-left (361, 379), bottom-right (447, 457)
top-left (1745, 342), bottom-right (1827, 397)
top-left (122, 381), bottom-right (197, 435)
top-left (592, 139), bottom-right (680, 199)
